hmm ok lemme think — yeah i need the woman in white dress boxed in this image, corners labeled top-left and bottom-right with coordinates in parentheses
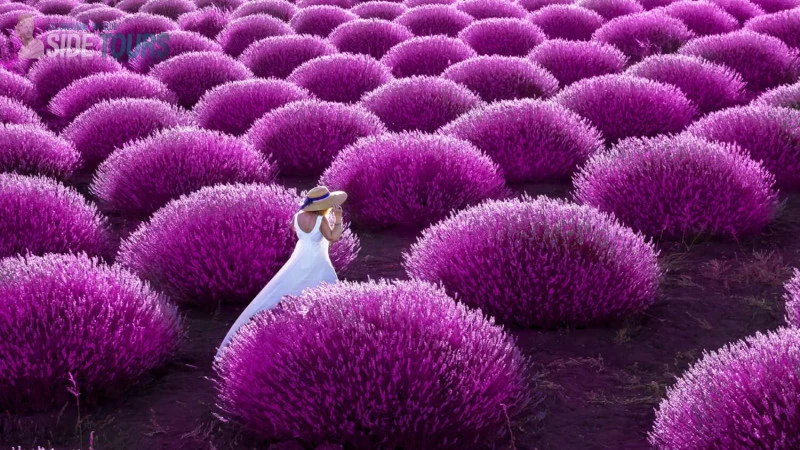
top-left (215, 186), bottom-right (347, 358)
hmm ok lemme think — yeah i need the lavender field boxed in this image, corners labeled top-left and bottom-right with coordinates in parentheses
top-left (0, 0), bottom-right (799, 448)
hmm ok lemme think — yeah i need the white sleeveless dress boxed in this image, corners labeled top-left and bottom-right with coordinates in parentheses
top-left (216, 212), bottom-right (338, 357)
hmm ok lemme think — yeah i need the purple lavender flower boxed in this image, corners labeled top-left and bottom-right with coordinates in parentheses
top-left (288, 5), bottom-right (357, 36)
top-left (298, 0), bottom-right (355, 7)
top-left (129, 30), bottom-right (222, 73)
top-left (749, 0), bottom-right (800, 12)
top-left (150, 51), bottom-right (253, 108)
top-left (328, 19), bottom-right (413, 59)
top-left (238, 34), bottom-right (337, 79)
top-left (230, 0), bottom-right (297, 21)
top-left (106, 11), bottom-right (179, 37)
top-left (395, 5), bottom-right (474, 37)
top-left (350, 1), bottom-right (407, 20)
top-left (288, 53), bottom-right (393, 103)
top-left (381, 35), bottom-right (476, 77)
top-left (36, 0), bottom-right (78, 15)
top-left (784, 269), bottom-right (800, 327)
top-left (745, 9), bottom-right (800, 50)
top-left (753, 81), bottom-right (800, 109)
top-left (140, 0), bottom-right (196, 20)
top-left (706, 0), bottom-right (765, 23)
top-left (529, 39), bottom-right (628, 86)
top-left (454, 0), bottom-right (528, 19)
top-left (0, 95), bottom-right (42, 126)
top-left (194, 0), bottom-right (244, 11)
top-left (576, 0), bottom-right (645, 19)
top-left (217, 13), bottom-right (293, 57)
top-left (177, 6), bottom-right (229, 39)
top-left (0, 123), bottom-right (79, 179)
top-left (441, 55), bottom-right (559, 102)
top-left (528, 5), bottom-right (607, 41)
top-left (27, 50), bottom-right (122, 103)
top-left (73, 7), bottom-right (127, 29)
top-left (0, 68), bottom-right (36, 106)
top-left (518, 0), bottom-right (573, 13)
top-left (591, 10), bottom-right (695, 62)
top-left (458, 18), bottom-right (546, 56)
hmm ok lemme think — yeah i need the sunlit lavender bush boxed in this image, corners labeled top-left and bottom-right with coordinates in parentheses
top-left (528, 5), bottom-right (606, 41)
top-left (361, 76), bottom-right (482, 132)
top-left (394, 5), bottom-right (473, 37)
top-left (288, 53), bottom-right (393, 103)
top-left (27, 50), bottom-right (123, 103)
top-left (0, 96), bottom-right (42, 127)
top-left (661, 0), bottom-right (739, 36)
top-left (239, 35), bottom-right (337, 79)
top-left (129, 30), bottom-right (222, 73)
top-left (247, 100), bottom-right (386, 176)
top-left (92, 127), bottom-right (275, 219)
top-left (140, 0), bottom-right (196, 20)
top-left (62, 98), bottom-right (192, 171)
top-left (351, 1), bottom-right (407, 20)
top-left (298, 0), bottom-right (354, 7)
top-left (529, 39), bottom-right (628, 86)
top-left (381, 35), bottom-right (476, 77)
top-left (116, 0), bottom-right (148, 13)
top-left (404, 196), bottom-right (661, 327)
top-left (214, 279), bottom-right (531, 448)
top-left (555, 74), bottom-right (697, 144)
top-left (626, 54), bottom-right (747, 114)
top-left (150, 51), bottom-right (253, 108)
top-left (749, 0), bottom-right (800, 12)
top-left (574, 134), bottom-right (779, 240)
top-left (441, 56), bottom-right (559, 102)
top-left (441, 99), bottom-right (603, 182)
top-left (117, 183), bottom-right (359, 305)
top-left (678, 30), bottom-right (800, 93)
top-left (194, 79), bottom-right (310, 136)
top-left (195, 0), bottom-right (243, 10)
top-left (74, 6), bottom-right (126, 27)
top-left (0, 124), bottom-right (80, 179)
top-left (457, 18), bottom-right (546, 56)
top-left (328, 19), bottom-right (413, 59)
top-left (177, 6), bottom-right (229, 39)
top-left (0, 69), bottom-right (35, 106)
top-left (0, 173), bottom-right (111, 258)
top-left (217, 14), bottom-right (293, 57)
top-left (107, 13), bottom-right (179, 47)
top-left (650, 327), bottom-right (800, 449)
top-left (686, 105), bottom-right (800, 189)
top-left (706, 0), bottom-right (765, 23)
top-left (319, 132), bottom-right (506, 229)
top-left (288, 5), bottom-right (357, 36)
top-left (37, 0), bottom-right (78, 15)
top-left (784, 269), bottom-right (800, 327)
top-left (49, 72), bottom-right (177, 121)
top-left (591, 10), bottom-right (695, 62)
top-left (454, 0), bottom-right (528, 18)
top-left (753, 81), bottom-right (800, 109)
top-left (577, 0), bottom-right (644, 19)
top-left (745, 9), bottom-right (800, 50)
top-left (518, 0), bottom-right (572, 12)
top-left (230, 0), bottom-right (297, 21)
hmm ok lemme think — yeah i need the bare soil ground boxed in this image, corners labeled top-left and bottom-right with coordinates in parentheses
top-left (3, 178), bottom-right (797, 450)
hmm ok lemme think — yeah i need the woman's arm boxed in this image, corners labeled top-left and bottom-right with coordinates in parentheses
top-left (320, 208), bottom-right (344, 242)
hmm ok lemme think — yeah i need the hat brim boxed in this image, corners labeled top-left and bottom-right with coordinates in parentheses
top-left (302, 191), bottom-right (347, 211)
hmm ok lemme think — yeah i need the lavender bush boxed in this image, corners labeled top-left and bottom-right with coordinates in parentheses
top-left (394, 5), bottom-right (473, 37)
top-left (0, 96), bottom-right (42, 126)
top-left (319, 132), bottom-right (506, 229)
top-left (217, 13), bottom-right (293, 57)
top-left (661, 0), bottom-right (739, 36)
top-left (518, 0), bottom-right (573, 12)
top-left (528, 5), bottom-right (606, 41)
top-left (753, 81), bottom-right (800, 109)
top-left (230, 0), bottom-right (297, 21)
top-left (195, 0), bottom-right (244, 10)
top-left (454, 0), bottom-right (528, 19)
top-left (554, 74), bottom-right (698, 144)
top-left (27, 50), bottom-right (122, 103)
top-left (0, 124), bottom-right (80, 179)
top-left (91, 127), bottom-right (276, 219)
top-left (36, 0), bottom-right (79, 15)
top-left (107, 12), bottom-right (179, 42)
top-left (177, 6), bottom-right (229, 39)
top-left (150, 51), bottom-right (253, 108)
top-left (239, 35), bottom-right (337, 79)
top-left (298, 0), bottom-right (355, 7)
top-left (0, 68), bottom-right (36, 106)
top-left (129, 30), bottom-right (222, 73)
top-left (117, 183), bottom-right (359, 305)
top-left (194, 79), bottom-right (310, 136)
top-left (140, 0), bottom-right (196, 20)
top-left (749, 0), bottom-right (800, 12)
top-left (246, 100), bottom-right (386, 176)
top-left (328, 19), bottom-right (413, 59)
top-left (350, 1), bottom-right (407, 20)
top-left (573, 133), bottom-right (779, 240)
top-left (591, 10), bottom-right (695, 62)
top-left (577, 0), bottom-right (644, 19)
top-left (361, 76), bottom-right (482, 132)
top-left (745, 9), bottom-right (800, 50)
top-left (381, 35), bottom-right (477, 77)
top-left (784, 269), bottom-right (800, 327)
top-left (116, 0), bottom-right (148, 13)
top-left (0, 173), bottom-right (111, 258)
top-left (686, 105), bottom-right (800, 190)
top-left (214, 279), bottom-right (531, 448)
top-left (404, 196), bottom-right (661, 327)
top-left (457, 18), bottom-right (546, 56)
top-left (288, 5), bottom-right (357, 36)
top-left (288, 53), bottom-right (393, 103)
top-left (529, 39), bottom-right (628, 86)
top-left (706, 0), bottom-right (765, 23)
top-left (441, 56), bottom-right (559, 102)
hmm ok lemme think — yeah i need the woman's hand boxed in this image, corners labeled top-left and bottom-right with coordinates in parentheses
top-left (332, 205), bottom-right (343, 220)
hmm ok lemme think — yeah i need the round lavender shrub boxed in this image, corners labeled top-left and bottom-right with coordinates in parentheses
top-left (784, 269), bottom-right (800, 327)
top-left (350, 1), bottom-right (407, 20)
top-left (528, 5), bottom-right (606, 41)
top-left (140, 0), bottom-right (195, 20)
top-left (638, 0), bottom-right (677, 8)
top-left (441, 99), bottom-right (602, 182)
top-left (0, 96), bottom-right (42, 126)
top-left (454, 0), bottom-right (528, 19)
top-left (177, 6), bottom-right (229, 39)
top-left (194, 0), bottom-right (244, 11)
top-left (381, 35), bottom-right (476, 76)
top-left (555, 74), bottom-right (698, 144)
top-left (753, 81), bottom-right (800, 109)
top-left (32, 14), bottom-right (84, 33)
top-left (247, 100), bottom-right (386, 176)
top-left (441, 56), bottom-right (559, 102)
top-left (319, 132), bottom-right (506, 228)
top-left (0, 69), bottom-right (35, 106)
top-left (458, 18), bottom-right (546, 56)
top-left (117, 183), bottom-right (359, 305)
top-left (49, 72), bottom-right (177, 121)
top-left (591, 11), bottom-right (695, 62)
top-left (0, 124), bottom-right (79, 179)
top-left (405, 0), bottom-right (457, 6)
top-left (69, 4), bottom-right (105, 15)
top-left (231, 0), bottom-right (296, 21)
top-left (678, 30), bottom-right (800, 93)
top-left (749, 0), bottom-right (800, 12)
top-left (214, 279), bottom-right (530, 448)
top-left (116, 0), bottom-right (148, 13)
top-left (686, 105), bottom-right (800, 189)
top-left (0, 253), bottom-right (182, 414)
top-left (577, 0), bottom-right (645, 19)
top-left (662, 0), bottom-right (740, 36)
top-left (289, 5), bottom-right (357, 36)
top-left (574, 134), bottom-right (778, 240)
top-left (217, 14), bottom-right (293, 58)
top-left (74, 7), bottom-right (127, 29)
top-left (0, 173), bottom-right (111, 258)
top-left (328, 19), bottom-right (413, 59)
top-left (745, 9), bottom-right (800, 50)
top-left (92, 127), bottom-right (275, 218)
top-left (361, 76), bottom-right (482, 132)
top-left (518, 0), bottom-right (573, 13)
top-left (107, 12), bottom-right (179, 37)
top-left (706, 0), bottom-right (765, 23)
top-left (395, 5), bottom-right (473, 37)
top-left (626, 54), bottom-right (747, 114)
top-left (150, 51), bottom-right (253, 108)
top-left (0, 4), bottom-right (37, 14)
top-left (62, 98), bottom-right (192, 171)
top-left (649, 327), bottom-right (800, 449)
top-left (27, 50), bottom-right (122, 104)
top-left (239, 35), bottom-right (337, 79)
top-left (36, 0), bottom-right (79, 15)
top-left (298, 0), bottom-right (354, 7)
top-left (529, 39), bottom-right (628, 86)
top-left (404, 196), bottom-right (661, 327)
top-left (129, 30), bottom-right (222, 73)
top-left (194, 79), bottom-right (311, 136)
top-left (288, 53), bottom-right (392, 103)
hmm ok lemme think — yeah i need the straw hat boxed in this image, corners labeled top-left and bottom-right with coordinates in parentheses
top-left (300, 186), bottom-right (347, 211)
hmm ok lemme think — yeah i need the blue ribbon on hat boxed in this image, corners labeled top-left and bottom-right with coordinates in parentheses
top-left (299, 192), bottom-right (330, 210)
